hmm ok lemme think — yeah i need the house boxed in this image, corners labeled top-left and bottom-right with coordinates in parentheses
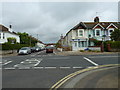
top-left (36, 41), bottom-right (46, 49)
top-left (59, 17), bottom-right (120, 51)
top-left (0, 24), bottom-right (20, 44)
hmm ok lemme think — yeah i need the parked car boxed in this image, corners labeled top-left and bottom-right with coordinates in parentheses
top-left (31, 47), bottom-right (36, 52)
top-left (46, 46), bottom-right (53, 53)
top-left (35, 47), bottom-right (41, 52)
top-left (18, 47), bottom-right (31, 55)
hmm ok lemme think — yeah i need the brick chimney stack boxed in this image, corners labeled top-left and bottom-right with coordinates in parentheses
top-left (94, 16), bottom-right (99, 23)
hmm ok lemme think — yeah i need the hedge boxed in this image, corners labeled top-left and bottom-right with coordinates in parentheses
top-left (106, 41), bottom-right (120, 49)
top-left (1, 43), bottom-right (30, 50)
top-left (103, 41), bottom-right (120, 51)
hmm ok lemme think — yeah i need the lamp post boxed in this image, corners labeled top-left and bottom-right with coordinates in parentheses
top-left (101, 35), bottom-right (106, 52)
top-left (11, 40), bottom-right (15, 53)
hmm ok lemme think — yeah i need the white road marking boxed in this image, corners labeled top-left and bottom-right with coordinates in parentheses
top-left (60, 67), bottom-right (71, 69)
top-left (4, 67), bottom-right (15, 69)
top-left (14, 64), bottom-right (18, 67)
top-left (34, 59), bottom-right (42, 66)
top-left (73, 67), bottom-right (83, 69)
top-left (84, 57), bottom-right (98, 66)
top-left (87, 66), bottom-right (98, 69)
top-left (44, 67), bottom-right (56, 69)
top-left (19, 67), bottom-right (30, 69)
top-left (33, 67), bottom-right (44, 69)
top-left (3, 61), bottom-right (12, 65)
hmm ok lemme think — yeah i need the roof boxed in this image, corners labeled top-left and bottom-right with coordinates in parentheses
top-left (0, 24), bottom-right (9, 32)
top-left (72, 22), bottom-right (120, 30)
top-left (0, 24), bottom-right (19, 36)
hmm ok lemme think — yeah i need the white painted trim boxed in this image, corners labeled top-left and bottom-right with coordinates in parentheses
top-left (108, 28), bottom-right (114, 36)
top-left (106, 23), bottom-right (118, 29)
top-left (93, 23), bottom-right (104, 29)
top-left (95, 29), bottom-right (102, 37)
top-left (78, 29), bottom-right (84, 37)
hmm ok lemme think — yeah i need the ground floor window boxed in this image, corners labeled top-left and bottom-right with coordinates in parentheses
top-left (75, 42), bottom-right (77, 47)
top-left (78, 41), bottom-right (87, 47)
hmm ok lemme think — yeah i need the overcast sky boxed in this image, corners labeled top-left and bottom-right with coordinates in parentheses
top-left (1, 2), bottom-right (118, 43)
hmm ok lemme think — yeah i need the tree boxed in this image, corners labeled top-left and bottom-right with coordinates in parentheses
top-left (17, 32), bottom-right (38, 46)
top-left (110, 29), bottom-right (120, 41)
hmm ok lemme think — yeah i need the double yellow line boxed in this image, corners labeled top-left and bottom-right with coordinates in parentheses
top-left (50, 64), bottom-right (120, 90)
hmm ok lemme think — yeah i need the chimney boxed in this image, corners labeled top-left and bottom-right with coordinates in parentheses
top-left (9, 25), bottom-right (12, 29)
top-left (9, 24), bottom-right (13, 32)
top-left (94, 17), bottom-right (99, 23)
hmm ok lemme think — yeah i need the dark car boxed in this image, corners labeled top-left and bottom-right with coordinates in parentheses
top-left (31, 47), bottom-right (36, 52)
top-left (35, 47), bottom-right (41, 52)
top-left (46, 46), bottom-right (53, 53)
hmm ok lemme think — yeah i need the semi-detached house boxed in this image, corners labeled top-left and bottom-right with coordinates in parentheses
top-left (59, 17), bottom-right (120, 51)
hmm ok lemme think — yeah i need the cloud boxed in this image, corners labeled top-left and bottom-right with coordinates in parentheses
top-left (1, 2), bottom-right (118, 43)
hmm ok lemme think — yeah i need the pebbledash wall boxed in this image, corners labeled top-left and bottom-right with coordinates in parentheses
top-left (59, 17), bottom-right (120, 51)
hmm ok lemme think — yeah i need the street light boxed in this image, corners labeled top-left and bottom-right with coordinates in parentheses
top-left (101, 35), bottom-right (106, 52)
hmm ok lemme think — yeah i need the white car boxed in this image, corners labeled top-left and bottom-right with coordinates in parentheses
top-left (18, 47), bottom-right (31, 55)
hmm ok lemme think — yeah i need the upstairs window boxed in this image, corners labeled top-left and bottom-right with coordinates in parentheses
top-left (0, 33), bottom-right (1, 39)
top-left (3, 33), bottom-right (5, 39)
top-left (95, 29), bottom-right (101, 36)
top-left (79, 29), bottom-right (84, 37)
top-left (109, 29), bottom-right (114, 36)
top-left (96, 30), bottom-right (100, 36)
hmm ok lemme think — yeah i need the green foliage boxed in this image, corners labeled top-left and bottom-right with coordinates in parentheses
top-left (103, 41), bottom-right (120, 52)
top-left (1, 43), bottom-right (29, 50)
top-left (56, 42), bottom-right (62, 48)
top-left (17, 32), bottom-right (38, 46)
top-left (80, 50), bottom-right (84, 52)
top-left (110, 29), bottom-right (120, 41)
top-left (7, 37), bottom-right (16, 44)
top-left (93, 40), bottom-right (102, 46)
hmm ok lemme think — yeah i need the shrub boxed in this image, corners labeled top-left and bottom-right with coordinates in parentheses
top-left (7, 37), bottom-right (16, 44)
top-left (1, 43), bottom-right (30, 50)
top-left (80, 50), bottom-right (84, 52)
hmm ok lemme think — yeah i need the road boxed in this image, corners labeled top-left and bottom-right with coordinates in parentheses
top-left (1, 50), bottom-right (119, 89)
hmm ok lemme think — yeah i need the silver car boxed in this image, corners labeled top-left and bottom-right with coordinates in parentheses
top-left (18, 47), bottom-right (31, 55)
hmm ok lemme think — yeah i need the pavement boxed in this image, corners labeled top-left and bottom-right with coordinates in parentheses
top-left (1, 49), bottom-right (119, 57)
top-left (52, 64), bottom-right (120, 89)
top-left (54, 50), bottom-right (119, 56)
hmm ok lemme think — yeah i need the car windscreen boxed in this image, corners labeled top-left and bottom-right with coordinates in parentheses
top-left (20, 48), bottom-right (28, 50)
top-left (46, 47), bottom-right (53, 49)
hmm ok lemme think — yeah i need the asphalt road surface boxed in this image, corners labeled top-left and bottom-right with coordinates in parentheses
top-left (1, 50), bottom-right (119, 88)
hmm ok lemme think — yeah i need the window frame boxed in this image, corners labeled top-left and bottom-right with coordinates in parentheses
top-left (95, 29), bottom-right (101, 37)
top-left (108, 28), bottom-right (114, 36)
top-left (78, 29), bottom-right (84, 37)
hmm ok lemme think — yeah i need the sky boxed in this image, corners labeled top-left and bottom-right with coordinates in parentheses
top-left (0, 1), bottom-right (118, 43)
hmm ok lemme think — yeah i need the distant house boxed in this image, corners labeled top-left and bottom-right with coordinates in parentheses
top-left (58, 17), bottom-right (120, 51)
top-left (36, 41), bottom-right (46, 49)
top-left (0, 24), bottom-right (20, 44)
